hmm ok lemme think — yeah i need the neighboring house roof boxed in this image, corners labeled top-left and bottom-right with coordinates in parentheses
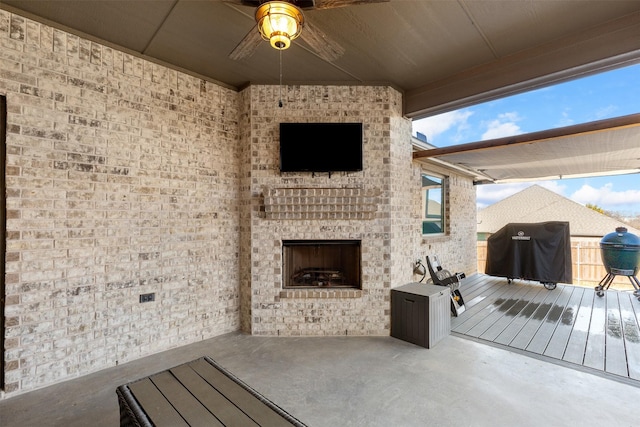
top-left (426, 200), bottom-right (441, 213)
top-left (477, 185), bottom-right (640, 237)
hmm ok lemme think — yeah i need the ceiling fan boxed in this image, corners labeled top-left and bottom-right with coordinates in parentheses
top-left (225, 0), bottom-right (389, 62)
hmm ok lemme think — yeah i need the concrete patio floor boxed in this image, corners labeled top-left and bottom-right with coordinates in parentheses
top-left (1, 330), bottom-right (639, 426)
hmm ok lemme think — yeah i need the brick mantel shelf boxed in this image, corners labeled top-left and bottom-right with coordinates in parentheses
top-left (263, 186), bottom-right (381, 220)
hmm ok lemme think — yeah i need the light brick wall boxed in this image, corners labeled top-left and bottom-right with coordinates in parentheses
top-left (238, 89), bottom-right (253, 334)
top-left (0, 9), bottom-right (479, 397)
top-left (413, 165), bottom-right (478, 280)
top-left (242, 85), bottom-right (412, 336)
top-left (239, 88), bottom-right (477, 336)
top-left (389, 116), bottom-right (421, 289)
top-left (0, 10), bottom-right (241, 396)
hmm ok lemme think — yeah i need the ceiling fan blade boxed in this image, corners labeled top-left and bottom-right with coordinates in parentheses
top-left (229, 25), bottom-right (263, 60)
top-left (313, 0), bottom-right (389, 10)
top-left (299, 21), bottom-right (345, 62)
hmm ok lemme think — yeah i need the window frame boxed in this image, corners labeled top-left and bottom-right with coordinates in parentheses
top-left (420, 171), bottom-right (447, 236)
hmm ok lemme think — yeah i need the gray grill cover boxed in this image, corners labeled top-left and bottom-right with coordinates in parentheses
top-left (485, 221), bottom-right (572, 284)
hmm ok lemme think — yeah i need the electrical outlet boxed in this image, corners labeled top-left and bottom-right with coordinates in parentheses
top-left (139, 292), bottom-right (155, 303)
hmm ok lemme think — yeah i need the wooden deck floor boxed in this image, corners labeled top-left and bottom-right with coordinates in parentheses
top-left (452, 274), bottom-right (640, 384)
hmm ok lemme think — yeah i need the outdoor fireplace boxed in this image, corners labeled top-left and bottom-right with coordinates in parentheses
top-left (282, 240), bottom-right (361, 289)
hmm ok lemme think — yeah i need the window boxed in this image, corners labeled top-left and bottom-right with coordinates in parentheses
top-left (421, 173), bottom-right (444, 234)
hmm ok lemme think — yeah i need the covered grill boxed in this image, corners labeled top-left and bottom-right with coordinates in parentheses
top-left (485, 221), bottom-right (572, 290)
top-left (595, 227), bottom-right (640, 300)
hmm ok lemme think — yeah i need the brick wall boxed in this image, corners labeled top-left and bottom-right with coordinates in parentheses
top-left (239, 86), bottom-right (476, 337)
top-left (414, 168), bottom-right (478, 279)
top-left (0, 10), bottom-right (479, 397)
top-left (0, 10), bottom-right (240, 396)
top-left (241, 85), bottom-right (405, 336)
top-left (390, 117), bottom-right (422, 290)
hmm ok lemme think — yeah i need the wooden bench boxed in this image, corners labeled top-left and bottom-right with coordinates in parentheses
top-left (116, 356), bottom-right (306, 427)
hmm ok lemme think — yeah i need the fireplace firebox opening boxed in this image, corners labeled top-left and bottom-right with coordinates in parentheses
top-left (283, 240), bottom-right (361, 289)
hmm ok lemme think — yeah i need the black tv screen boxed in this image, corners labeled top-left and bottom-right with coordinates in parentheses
top-left (280, 122), bottom-right (363, 172)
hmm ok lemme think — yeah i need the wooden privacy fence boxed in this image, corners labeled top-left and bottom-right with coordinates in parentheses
top-left (477, 240), bottom-right (636, 291)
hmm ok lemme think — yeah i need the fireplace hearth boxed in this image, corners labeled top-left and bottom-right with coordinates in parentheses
top-left (283, 240), bottom-right (361, 289)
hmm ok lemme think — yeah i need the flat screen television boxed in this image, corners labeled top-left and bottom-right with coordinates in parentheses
top-left (280, 122), bottom-right (363, 172)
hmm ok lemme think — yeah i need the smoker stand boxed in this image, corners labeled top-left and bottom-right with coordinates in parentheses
top-left (595, 268), bottom-right (640, 301)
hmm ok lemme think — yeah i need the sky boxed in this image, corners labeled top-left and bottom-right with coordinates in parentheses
top-left (412, 63), bottom-right (640, 217)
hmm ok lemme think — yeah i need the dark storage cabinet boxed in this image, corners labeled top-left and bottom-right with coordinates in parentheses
top-left (391, 282), bottom-right (450, 348)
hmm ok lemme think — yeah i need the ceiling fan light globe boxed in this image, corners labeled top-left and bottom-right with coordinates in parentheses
top-left (270, 34), bottom-right (291, 50)
top-left (255, 1), bottom-right (304, 50)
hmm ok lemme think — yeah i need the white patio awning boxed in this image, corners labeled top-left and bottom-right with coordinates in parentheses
top-left (413, 113), bottom-right (640, 183)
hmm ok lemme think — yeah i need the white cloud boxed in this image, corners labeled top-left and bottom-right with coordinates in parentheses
top-left (537, 181), bottom-right (568, 194)
top-left (499, 112), bottom-right (520, 122)
top-left (571, 183), bottom-right (640, 211)
top-left (481, 112), bottom-right (523, 140)
top-left (476, 181), bottom-right (567, 209)
top-left (476, 183), bottom-right (524, 207)
top-left (594, 104), bottom-right (619, 119)
top-left (555, 110), bottom-right (574, 127)
top-left (477, 181), bottom-right (640, 214)
top-left (481, 122), bottom-right (521, 140)
top-left (412, 110), bottom-right (473, 144)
